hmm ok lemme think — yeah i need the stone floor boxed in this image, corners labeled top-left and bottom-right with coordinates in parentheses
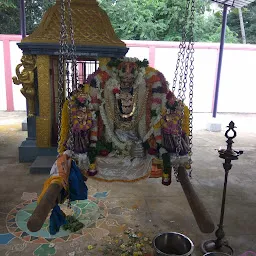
top-left (0, 111), bottom-right (256, 256)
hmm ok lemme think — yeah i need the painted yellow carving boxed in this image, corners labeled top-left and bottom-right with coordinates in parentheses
top-left (36, 55), bottom-right (51, 147)
top-left (36, 117), bottom-right (52, 148)
top-left (12, 55), bottom-right (36, 117)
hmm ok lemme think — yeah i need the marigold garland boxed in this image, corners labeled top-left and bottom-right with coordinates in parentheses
top-left (146, 74), bottom-right (161, 84)
top-left (145, 66), bottom-right (157, 76)
top-left (71, 110), bottom-right (93, 133)
top-left (99, 57), bottom-right (111, 69)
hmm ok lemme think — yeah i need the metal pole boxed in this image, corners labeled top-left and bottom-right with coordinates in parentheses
top-left (20, 0), bottom-right (26, 38)
top-left (212, 4), bottom-right (228, 118)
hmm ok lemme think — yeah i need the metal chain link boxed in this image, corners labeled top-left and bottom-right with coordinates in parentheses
top-left (57, 0), bottom-right (68, 150)
top-left (67, 0), bottom-right (79, 92)
top-left (172, 0), bottom-right (195, 179)
top-left (68, 100), bottom-right (75, 153)
top-left (56, 0), bottom-right (77, 208)
top-left (175, 0), bottom-right (193, 157)
top-left (57, 0), bottom-right (77, 154)
top-left (66, 61), bottom-right (71, 97)
top-left (188, 0), bottom-right (196, 177)
top-left (172, 0), bottom-right (191, 93)
top-left (66, 0), bottom-right (78, 153)
top-left (174, 0), bottom-right (192, 159)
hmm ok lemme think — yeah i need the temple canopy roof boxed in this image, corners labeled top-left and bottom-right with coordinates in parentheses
top-left (22, 0), bottom-right (125, 48)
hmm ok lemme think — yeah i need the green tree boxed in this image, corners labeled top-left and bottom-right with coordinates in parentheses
top-left (0, 0), bottom-right (20, 34)
top-left (0, 0), bottom-right (240, 44)
top-left (25, 0), bottom-right (55, 34)
top-left (0, 0), bottom-right (55, 35)
top-left (194, 10), bottom-right (238, 43)
top-left (98, 0), bottom-right (210, 41)
top-left (98, 0), bottom-right (239, 43)
top-left (227, 2), bottom-right (256, 44)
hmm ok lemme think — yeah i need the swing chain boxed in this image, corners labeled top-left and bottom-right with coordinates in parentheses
top-left (57, 0), bottom-right (69, 149)
top-left (174, 0), bottom-right (191, 159)
top-left (67, 100), bottom-right (75, 153)
top-left (188, 0), bottom-right (196, 173)
top-left (173, 0), bottom-right (195, 180)
top-left (66, 0), bottom-right (76, 154)
top-left (172, 0), bottom-right (191, 93)
top-left (67, 0), bottom-right (79, 92)
top-left (57, 0), bottom-right (76, 155)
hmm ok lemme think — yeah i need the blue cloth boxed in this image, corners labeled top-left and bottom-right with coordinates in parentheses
top-left (49, 161), bottom-right (88, 235)
top-left (68, 160), bottom-right (88, 201)
top-left (49, 205), bottom-right (67, 235)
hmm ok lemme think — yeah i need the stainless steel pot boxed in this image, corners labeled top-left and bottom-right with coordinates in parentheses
top-left (153, 232), bottom-right (194, 256)
top-left (203, 253), bottom-right (231, 256)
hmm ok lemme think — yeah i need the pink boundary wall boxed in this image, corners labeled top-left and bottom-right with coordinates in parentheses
top-left (1, 35), bottom-right (256, 112)
top-left (0, 35), bottom-right (22, 111)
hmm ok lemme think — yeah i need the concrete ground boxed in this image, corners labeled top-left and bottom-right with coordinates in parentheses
top-left (0, 111), bottom-right (255, 256)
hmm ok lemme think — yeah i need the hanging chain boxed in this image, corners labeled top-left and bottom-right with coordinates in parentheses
top-left (57, 0), bottom-right (77, 155)
top-left (62, 0), bottom-right (77, 155)
top-left (172, 0), bottom-right (195, 180)
top-left (174, 0), bottom-right (192, 164)
top-left (66, 0), bottom-right (77, 153)
top-left (188, 0), bottom-right (195, 177)
top-left (66, 61), bottom-right (71, 97)
top-left (57, 0), bottom-right (69, 150)
top-left (67, 0), bottom-right (79, 92)
top-left (172, 0), bottom-right (190, 93)
top-left (175, 0), bottom-right (192, 158)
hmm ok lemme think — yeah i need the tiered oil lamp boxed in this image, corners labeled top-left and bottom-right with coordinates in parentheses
top-left (201, 121), bottom-right (243, 255)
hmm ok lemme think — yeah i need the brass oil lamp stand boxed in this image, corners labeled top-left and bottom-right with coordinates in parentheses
top-left (201, 121), bottom-right (243, 255)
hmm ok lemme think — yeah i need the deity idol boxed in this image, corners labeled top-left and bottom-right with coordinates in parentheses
top-left (91, 58), bottom-right (151, 156)
top-left (58, 57), bottom-right (190, 181)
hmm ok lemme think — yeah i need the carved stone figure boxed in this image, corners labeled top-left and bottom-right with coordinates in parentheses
top-left (13, 55), bottom-right (36, 117)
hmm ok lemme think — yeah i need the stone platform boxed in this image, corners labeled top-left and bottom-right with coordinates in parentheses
top-left (30, 155), bottom-right (57, 174)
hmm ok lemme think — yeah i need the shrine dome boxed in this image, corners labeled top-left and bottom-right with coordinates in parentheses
top-left (18, 0), bottom-right (128, 58)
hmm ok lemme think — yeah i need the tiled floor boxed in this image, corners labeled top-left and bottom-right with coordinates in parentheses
top-left (0, 111), bottom-right (256, 255)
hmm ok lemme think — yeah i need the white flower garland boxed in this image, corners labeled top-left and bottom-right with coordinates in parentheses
top-left (99, 104), bottom-right (132, 153)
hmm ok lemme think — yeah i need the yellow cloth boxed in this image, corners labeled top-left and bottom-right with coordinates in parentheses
top-left (37, 153), bottom-right (72, 204)
top-left (182, 106), bottom-right (190, 136)
top-left (37, 176), bottom-right (63, 204)
top-left (58, 100), bottom-right (69, 154)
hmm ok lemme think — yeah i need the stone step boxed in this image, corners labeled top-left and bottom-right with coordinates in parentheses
top-left (30, 156), bottom-right (57, 174)
top-left (22, 118), bottom-right (27, 131)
